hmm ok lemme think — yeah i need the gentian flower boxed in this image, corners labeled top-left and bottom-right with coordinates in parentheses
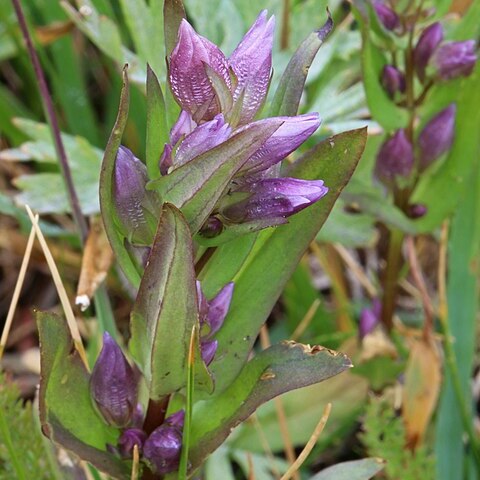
top-left (414, 23), bottom-right (443, 82)
top-left (418, 104), bottom-right (456, 169)
top-left (196, 281), bottom-right (234, 365)
top-left (113, 146), bottom-right (160, 245)
top-left (381, 65), bottom-right (406, 98)
top-left (143, 411), bottom-right (185, 474)
top-left (375, 129), bottom-right (413, 180)
top-left (431, 41), bottom-right (477, 80)
top-left (90, 333), bottom-right (138, 428)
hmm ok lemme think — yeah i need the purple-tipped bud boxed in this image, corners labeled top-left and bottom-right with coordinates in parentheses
top-left (381, 65), bottom-right (406, 98)
top-left (373, 1), bottom-right (399, 31)
top-left (229, 10), bottom-right (275, 125)
top-left (359, 300), bottom-right (381, 338)
top-left (143, 421), bottom-right (183, 474)
top-left (199, 216), bottom-right (224, 238)
top-left (239, 113), bottom-right (321, 175)
top-left (164, 410), bottom-right (185, 428)
top-left (114, 146), bottom-right (159, 245)
top-left (169, 20), bottom-right (231, 121)
top-left (408, 203), bottom-right (428, 218)
top-left (418, 104), bottom-right (456, 169)
top-left (375, 129), bottom-right (413, 180)
top-left (90, 333), bottom-right (137, 428)
top-left (173, 114), bottom-right (232, 168)
top-left (414, 23), bottom-right (443, 82)
top-left (118, 429), bottom-right (147, 458)
top-left (201, 339), bottom-right (218, 366)
top-left (431, 41), bottom-right (477, 80)
top-left (222, 178), bottom-right (328, 223)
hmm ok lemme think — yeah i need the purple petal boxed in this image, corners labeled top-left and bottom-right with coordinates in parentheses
top-left (432, 41), bottom-right (477, 80)
top-left (201, 339), bottom-right (218, 366)
top-left (373, 1), bottom-right (399, 30)
top-left (418, 104), bottom-right (456, 169)
top-left (375, 129), bottom-right (413, 180)
top-left (170, 110), bottom-right (197, 146)
top-left (196, 280), bottom-right (209, 325)
top-left (238, 113), bottom-right (321, 175)
top-left (359, 306), bottom-right (379, 338)
top-left (229, 10), bottom-right (275, 124)
top-left (173, 114), bottom-right (232, 168)
top-left (118, 428), bottom-right (147, 458)
top-left (169, 19), bottom-right (231, 121)
top-left (90, 333), bottom-right (137, 428)
top-left (164, 410), bottom-right (185, 429)
top-left (206, 282), bottom-right (234, 336)
top-left (143, 423), bottom-right (183, 474)
top-left (414, 22), bottom-right (443, 81)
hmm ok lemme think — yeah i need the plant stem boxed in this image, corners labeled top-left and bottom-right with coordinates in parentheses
top-left (11, 0), bottom-right (88, 243)
top-left (280, 0), bottom-right (290, 50)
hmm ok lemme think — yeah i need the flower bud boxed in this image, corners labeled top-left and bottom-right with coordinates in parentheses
top-left (221, 178), bottom-right (328, 223)
top-left (408, 204), bottom-right (428, 219)
top-left (200, 339), bottom-right (218, 366)
top-left (431, 41), bottom-right (477, 80)
top-left (418, 104), bottom-right (456, 169)
top-left (118, 428), bottom-right (147, 458)
top-left (229, 10), bottom-right (275, 124)
top-left (90, 333), bottom-right (137, 428)
top-left (414, 23), bottom-right (443, 82)
top-left (169, 19), bottom-right (231, 121)
top-left (373, 1), bottom-right (399, 31)
top-left (143, 413), bottom-right (184, 474)
top-left (199, 216), bottom-right (224, 238)
top-left (113, 146), bottom-right (159, 245)
top-left (375, 129), bottom-right (413, 180)
top-left (381, 65), bottom-right (406, 98)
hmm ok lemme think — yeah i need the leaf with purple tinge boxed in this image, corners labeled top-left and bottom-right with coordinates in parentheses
top-left (37, 312), bottom-right (128, 479)
top-left (129, 204), bottom-right (213, 399)
top-left (189, 342), bottom-right (352, 470)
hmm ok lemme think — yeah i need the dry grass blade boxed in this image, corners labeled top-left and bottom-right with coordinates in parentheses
top-left (25, 205), bottom-right (89, 369)
top-left (0, 214), bottom-right (38, 361)
top-left (251, 414), bottom-right (281, 479)
top-left (291, 298), bottom-right (321, 341)
top-left (131, 445), bottom-right (140, 480)
top-left (279, 403), bottom-right (332, 480)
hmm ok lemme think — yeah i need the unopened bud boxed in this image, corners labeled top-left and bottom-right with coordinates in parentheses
top-left (375, 129), bottom-right (413, 180)
top-left (414, 23), bottom-right (443, 82)
top-left (381, 65), bottom-right (406, 98)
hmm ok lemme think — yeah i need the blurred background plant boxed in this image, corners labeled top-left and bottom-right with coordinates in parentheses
top-left (0, 0), bottom-right (479, 479)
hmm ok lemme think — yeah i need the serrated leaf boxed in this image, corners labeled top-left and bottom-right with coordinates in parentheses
top-left (146, 64), bottom-right (168, 180)
top-left (200, 128), bottom-right (367, 394)
top-left (37, 312), bottom-right (128, 479)
top-left (148, 120), bottom-right (282, 234)
top-left (311, 458), bottom-right (385, 480)
top-left (129, 204), bottom-right (213, 398)
top-left (270, 13), bottom-right (333, 117)
top-left (189, 342), bottom-right (351, 469)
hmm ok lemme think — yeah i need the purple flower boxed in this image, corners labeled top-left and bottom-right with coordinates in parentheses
top-left (238, 113), bottom-right (321, 175)
top-left (118, 429), bottom-right (147, 458)
top-left (373, 1), bottom-right (399, 31)
top-left (418, 104), bottom-right (456, 169)
top-left (143, 411), bottom-right (185, 474)
top-left (375, 129), bottom-right (413, 180)
top-left (414, 23), bottom-right (444, 82)
top-left (196, 281), bottom-right (234, 365)
top-left (359, 300), bottom-right (381, 338)
top-left (173, 114), bottom-right (232, 168)
top-left (221, 178), bottom-right (328, 223)
top-left (113, 146), bottom-right (159, 245)
top-left (229, 10), bottom-right (275, 124)
top-left (170, 110), bottom-right (197, 146)
top-left (381, 65), bottom-right (406, 98)
top-left (169, 19), bottom-right (231, 121)
top-left (408, 203), bottom-right (428, 219)
top-left (431, 41), bottom-right (477, 80)
top-left (90, 333), bottom-right (137, 428)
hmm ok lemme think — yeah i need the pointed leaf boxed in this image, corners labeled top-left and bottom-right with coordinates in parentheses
top-left (129, 204), bottom-right (213, 399)
top-left (37, 312), bottom-right (128, 479)
top-left (99, 66), bottom-right (142, 289)
top-left (201, 128), bottom-right (367, 393)
top-left (146, 64), bottom-right (168, 180)
top-left (164, 0), bottom-right (186, 57)
top-left (269, 13), bottom-right (333, 117)
top-left (189, 342), bottom-right (352, 469)
top-left (148, 120), bottom-right (282, 234)
top-left (311, 458), bottom-right (385, 480)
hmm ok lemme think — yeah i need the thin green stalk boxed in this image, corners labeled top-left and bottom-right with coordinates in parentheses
top-left (0, 407), bottom-right (26, 480)
top-left (179, 327), bottom-right (196, 479)
top-left (93, 284), bottom-right (119, 339)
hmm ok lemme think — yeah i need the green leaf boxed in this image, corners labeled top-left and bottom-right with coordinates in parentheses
top-left (360, 32), bottom-right (408, 131)
top-left (269, 13), bottom-right (333, 117)
top-left (37, 312), bottom-right (128, 479)
top-left (148, 120), bottom-right (282, 234)
top-left (202, 128), bottom-right (367, 394)
top-left (164, 0), bottom-right (186, 57)
top-left (99, 66), bottom-right (142, 289)
top-left (189, 342), bottom-right (352, 469)
top-left (146, 64), bottom-right (168, 180)
top-left (129, 204), bottom-right (213, 399)
top-left (311, 458), bottom-right (385, 480)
